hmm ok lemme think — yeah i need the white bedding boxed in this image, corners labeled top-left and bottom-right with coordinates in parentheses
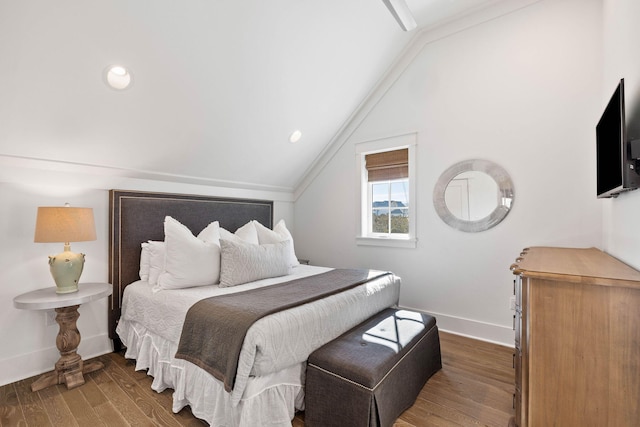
top-left (117, 265), bottom-right (401, 426)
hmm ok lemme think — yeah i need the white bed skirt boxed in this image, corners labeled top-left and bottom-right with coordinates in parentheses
top-left (116, 267), bottom-right (401, 426)
top-left (117, 319), bottom-right (305, 427)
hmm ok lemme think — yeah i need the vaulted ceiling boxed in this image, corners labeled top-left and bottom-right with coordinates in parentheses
top-left (0, 0), bottom-right (499, 193)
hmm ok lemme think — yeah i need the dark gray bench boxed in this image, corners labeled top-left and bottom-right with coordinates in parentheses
top-left (305, 308), bottom-right (442, 427)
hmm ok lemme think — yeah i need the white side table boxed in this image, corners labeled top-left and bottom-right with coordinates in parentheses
top-left (13, 282), bottom-right (112, 392)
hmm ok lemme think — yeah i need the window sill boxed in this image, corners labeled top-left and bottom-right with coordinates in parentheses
top-left (356, 236), bottom-right (417, 249)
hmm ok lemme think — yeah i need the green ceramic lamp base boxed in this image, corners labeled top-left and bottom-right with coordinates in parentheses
top-left (48, 244), bottom-right (85, 294)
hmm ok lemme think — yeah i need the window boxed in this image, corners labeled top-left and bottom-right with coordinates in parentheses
top-left (356, 134), bottom-right (416, 248)
top-left (367, 149), bottom-right (409, 236)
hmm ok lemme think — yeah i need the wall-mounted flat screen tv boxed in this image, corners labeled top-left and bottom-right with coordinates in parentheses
top-left (596, 78), bottom-right (638, 198)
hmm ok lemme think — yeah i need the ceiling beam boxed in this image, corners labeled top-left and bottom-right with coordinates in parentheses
top-left (382, 0), bottom-right (417, 31)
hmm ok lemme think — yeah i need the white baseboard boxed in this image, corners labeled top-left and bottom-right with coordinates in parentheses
top-left (399, 305), bottom-right (515, 347)
top-left (0, 333), bottom-right (113, 387)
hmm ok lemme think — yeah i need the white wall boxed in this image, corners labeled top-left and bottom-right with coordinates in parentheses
top-left (294, 0), bottom-right (603, 345)
top-left (601, 0), bottom-right (640, 269)
top-left (0, 161), bottom-right (294, 386)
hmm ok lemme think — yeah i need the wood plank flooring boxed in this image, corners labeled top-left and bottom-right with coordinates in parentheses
top-left (0, 332), bottom-right (515, 426)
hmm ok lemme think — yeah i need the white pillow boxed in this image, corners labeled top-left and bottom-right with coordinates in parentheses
top-left (197, 220), bottom-right (221, 243)
top-left (147, 241), bottom-right (165, 286)
top-left (155, 217), bottom-right (221, 291)
top-left (139, 242), bottom-right (151, 281)
top-left (219, 239), bottom-right (292, 288)
top-left (254, 219), bottom-right (299, 267)
top-left (219, 220), bottom-right (259, 245)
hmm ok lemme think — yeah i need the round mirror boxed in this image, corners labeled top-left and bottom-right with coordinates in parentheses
top-left (433, 159), bottom-right (514, 232)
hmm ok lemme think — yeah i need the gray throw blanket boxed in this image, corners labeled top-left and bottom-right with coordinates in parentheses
top-left (175, 268), bottom-right (391, 392)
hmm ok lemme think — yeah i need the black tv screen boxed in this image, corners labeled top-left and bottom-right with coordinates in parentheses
top-left (596, 79), bottom-right (626, 198)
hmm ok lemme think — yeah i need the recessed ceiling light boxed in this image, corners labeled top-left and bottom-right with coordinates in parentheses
top-left (289, 130), bottom-right (302, 143)
top-left (105, 65), bottom-right (132, 90)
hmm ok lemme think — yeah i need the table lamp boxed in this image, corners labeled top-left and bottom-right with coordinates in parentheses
top-left (34, 203), bottom-right (97, 294)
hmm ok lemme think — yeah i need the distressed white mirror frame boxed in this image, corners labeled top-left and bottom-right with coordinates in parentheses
top-left (433, 159), bottom-right (514, 232)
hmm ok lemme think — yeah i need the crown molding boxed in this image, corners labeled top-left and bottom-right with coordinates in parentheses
top-left (0, 154), bottom-right (295, 202)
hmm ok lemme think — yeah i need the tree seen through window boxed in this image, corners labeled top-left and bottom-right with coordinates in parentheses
top-left (371, 179), bottom-right (409, 234)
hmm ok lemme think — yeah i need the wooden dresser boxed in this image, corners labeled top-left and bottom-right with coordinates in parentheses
top-left (509, 247), bottom-right (640, 427)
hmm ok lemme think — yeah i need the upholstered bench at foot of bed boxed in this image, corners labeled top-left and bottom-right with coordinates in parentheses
top-left (305, 308), bottom-right (442, 427)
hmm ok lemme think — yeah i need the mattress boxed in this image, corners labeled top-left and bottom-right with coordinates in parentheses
top-left (116, 265), bottom-right (401, 426)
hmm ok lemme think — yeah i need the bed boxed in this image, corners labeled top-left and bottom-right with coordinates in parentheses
top-left (108, 190), bottom-right (401, 426)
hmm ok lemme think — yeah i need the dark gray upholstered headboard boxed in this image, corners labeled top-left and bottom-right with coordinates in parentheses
top-left (108, 189), bottom-right (273, 350)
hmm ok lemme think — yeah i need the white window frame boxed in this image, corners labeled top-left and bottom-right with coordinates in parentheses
top-left (355, 133), bottom-right (417, 248)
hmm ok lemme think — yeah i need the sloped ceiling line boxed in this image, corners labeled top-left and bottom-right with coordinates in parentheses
top-left (292, 0), bottom-right (542, 201)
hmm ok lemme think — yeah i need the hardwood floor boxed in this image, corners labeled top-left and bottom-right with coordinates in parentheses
top-left (0, 332), bottom-right (514, 426)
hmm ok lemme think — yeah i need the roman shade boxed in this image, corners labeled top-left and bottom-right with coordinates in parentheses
top-left (365, 148), bottom-right (408, 182)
